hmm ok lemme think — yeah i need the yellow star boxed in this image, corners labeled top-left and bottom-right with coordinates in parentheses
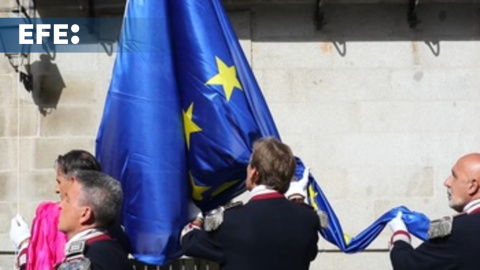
top-left (190, 172), bottom-right (210, 201)
top-left (211, 180), bottom-right (239, 197)
top-left (343, 233), bottom-right (352, 246)
top-left (308, 184), bottom-right (321, 211)
top-left (183, 103), bottom-right (202, 149)
top-left (206, 57), bottom-right (242, 101)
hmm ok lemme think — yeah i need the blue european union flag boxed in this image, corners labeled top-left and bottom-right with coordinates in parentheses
top-left (96, 0), bottom-right (278, 265)
top-left (295, 161), bottom-right (430, 252)
top-left (170, 0), bottom-right (279, 211)
top-left (96, 0), bottom-right (430, 265)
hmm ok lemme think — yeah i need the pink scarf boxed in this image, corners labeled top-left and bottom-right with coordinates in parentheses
top-left (26, 201), bottom-right (67, 270)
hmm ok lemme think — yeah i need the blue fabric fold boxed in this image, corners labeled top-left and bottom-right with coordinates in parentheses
top-left (295, 161), bottom-right (430, 252)
top-left (96, 0), bottom-right (431, 264)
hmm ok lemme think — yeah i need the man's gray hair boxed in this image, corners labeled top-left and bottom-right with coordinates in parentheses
top-left (71, 170), bottom-right (123, 229)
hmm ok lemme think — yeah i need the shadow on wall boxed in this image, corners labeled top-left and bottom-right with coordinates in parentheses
top-left (11, 0), bottom-right (126, 115)
top-left (249, 2), bottom-right (480, 56)
top-left (22, 54), bottom-right (65, 116)
top-left (34, 0), bottom-right (125, 18)
top-left (10, 1), bottom-right (480, 111)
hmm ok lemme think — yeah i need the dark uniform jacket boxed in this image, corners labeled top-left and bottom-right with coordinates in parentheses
top-left (390, 204), bottom-right (480, 270)
top-left (182, 190), bottom-right (320, 270)
top-left (16, 210), bottom-right (131, 270)
top-left (84, 238), bottom-right (132, 270)
top-left (56, 231), bottom-right (132, 270)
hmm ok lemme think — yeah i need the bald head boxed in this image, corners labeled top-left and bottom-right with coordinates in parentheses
top-left (456, 153), bottom-right (480, 179)
top-left (444, 153), bottom-right (480, 212)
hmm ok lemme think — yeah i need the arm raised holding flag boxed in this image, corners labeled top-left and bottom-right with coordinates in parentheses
top-left (180, 137), bottom-right (320, 270)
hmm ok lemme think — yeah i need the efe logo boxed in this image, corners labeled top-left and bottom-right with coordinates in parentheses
top-left (19, 24), bottom-right (80, 45)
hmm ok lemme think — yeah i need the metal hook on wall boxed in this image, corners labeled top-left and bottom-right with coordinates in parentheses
top-left (408, 0), bottom-right (421, 28)
top-left (314, 0), bottom-right (326, 30)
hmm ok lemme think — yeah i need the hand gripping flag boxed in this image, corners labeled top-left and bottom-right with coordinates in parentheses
top-left (96, 0), bottom-right (430, 265)
top-left (294, 162), bottom-right (430, 252)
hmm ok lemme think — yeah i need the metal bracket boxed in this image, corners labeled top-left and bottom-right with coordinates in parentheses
top-left (78, 0), bottom-right (96, 33)
top-left (0, 1), bottom-right (34, 91)
top-left (314, 0), bottom-right (326, 30)
top-left (0, 0), bottom-right (31, 72)
top-left (78, 0), bottom-right (95, 16)
top-left (408, 0), bottom-right (420, 28)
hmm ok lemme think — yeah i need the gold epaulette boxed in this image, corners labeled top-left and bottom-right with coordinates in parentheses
top-left (204, 201), bottom-right (243, 231)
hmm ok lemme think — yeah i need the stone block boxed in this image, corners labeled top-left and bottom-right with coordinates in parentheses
top-left (282, 69), bottom-right (390, 102)
top-left (0, 75), bottom-right (14, 106)
top-left (359, 101), bottom-right (480, 133)
top-left (310, 251), bottom-right (391, 270)
top-left (0, 106), bottom-right (16, 137)
top-left (322, 199), bottom-right (375, 241)
top-left (18, 105), bottom-right (40, 137)
top-left (391, 68), bottom-right (480, 100)
top-left (0, 202), bottom-right (15, 233)
top-left (0, 0), bottom-right (20, 10)
top-left (299, 134), bottom-right (480, 167)
top-left (268, 101), bottom-right (361, 135)
top-left (33, 138), bottom-right (95, 170)
top-left (0, 104), bottom-right (37, 137)
top-left (0, 56), bottom-right (16, 75)
top-left (92, 53), bottom-right (116, 119)
top-left (405, 42), bottom-right (480, 69)
top-left (39, 105), bottom-right (99, 137)
top-left (0, 253), bottom-right (15, 269)
top-left (433, 164), bottom-right (451, 197)
top-left (19, 170), bottom-right (59, 203)
top-left (0, 139), bottom-right (17, 171)
top-left (253, 40), bottom-right (427, 70)
top-left (18, 138), bottom-right (37, 172)
top-left (0, 172), bottom-right (17, 201)
top-left (310, 165), bottom-right (433, 201)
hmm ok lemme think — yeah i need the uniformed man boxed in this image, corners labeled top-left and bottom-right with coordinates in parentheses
top-left (387, 153), bottom-right (480, 270)
top-left (181, 137), bottom-right (320, 270)
top-left (9, 150), bottom-right (131, 270)
top-left (56, 170), bottom-right (132, 270)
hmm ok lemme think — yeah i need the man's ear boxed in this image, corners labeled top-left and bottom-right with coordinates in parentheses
top-left (250, 167), bottom-right (259, 184)
top-left (79, 207), bottom-right (95, 225)
top-left (468, 178), bottom-right (479, 196)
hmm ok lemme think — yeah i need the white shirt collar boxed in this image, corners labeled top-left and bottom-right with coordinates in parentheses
top-left (463, 199), bottom-right (480, 214)
top-left (248, 185), bottom-right (276, 201)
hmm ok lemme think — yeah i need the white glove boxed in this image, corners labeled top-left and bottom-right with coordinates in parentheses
top-left (9, 214), bottom-right (31, 249)
top-left (387, 211), bottom-right (407, 233)
top-left (285, 167), bottom-right (310, 200)
top-left (387, 211), bottom-right (410, 245)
